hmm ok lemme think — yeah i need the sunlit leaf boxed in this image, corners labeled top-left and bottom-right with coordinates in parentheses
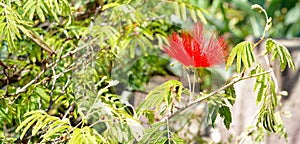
top-left (226, 41), bottom-right (255, 73)
top-left (265, 38), bottom-right (295, 71)
top-left (35, 87), bottom-right (50, 102)
top-left (180, 3), bottom-right (186, 21)
top-left (137, 80), bottom-right (183, 116)
top-left (173, 2), bottom-right (181, 18)
top-left (189, 6), bottom-right (197, 22)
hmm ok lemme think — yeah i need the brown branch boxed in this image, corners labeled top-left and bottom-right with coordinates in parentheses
top-left (0, 59), bottom-right (7, 69)
top-left (26, 30), bottom-right (56, 55)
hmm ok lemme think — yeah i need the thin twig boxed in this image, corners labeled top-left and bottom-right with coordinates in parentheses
top-left (166, 116), bottom-right (171, 144)
top-left (264, 55), bottom-right (278, 92)
top-left (0, 59), bottom-right (7, 69)
top-left (46, 66), bottom-right (58, 111)
top-left (53, 76), bottom-right (72, 104)
top-left (15, 69), bottom-right (45, 95)
top-left (191, 69), bottom-right (196, 105)
top-left (186, 68), bottom-right (192, 104)
top-left (12, 43), bottom-right (88, 96)
top-left (26, 31), bottom-right (56, 54)
top-left (62, 102), bottom-right (76, 120)
top-left (89, 118), bottom-right (112, 128)
top-left (166, 69), bottom-right (272, 120)
top-left (46, 65), bottom-right (76, 111)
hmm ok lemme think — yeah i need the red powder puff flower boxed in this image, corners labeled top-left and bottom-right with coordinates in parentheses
top-left (163, 23), bottom-right (228, 68)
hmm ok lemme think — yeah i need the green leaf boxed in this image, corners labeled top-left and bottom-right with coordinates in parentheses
top-left (40, 115), bottom-right (58, 130)
top-left (171, 135), bottom-right (184, 144)
top-left (43, 125), bottom-right (70, 140)
top-left (102, 3), bottom-right (120, 11)
top-left (48, 118), bottom-right (69, 131)
top-left (39, 0), bottom-right (48, 14)
top-left (270, 80), bottom-right (278, 108)
top-left (226, 41), bottom-right (255, 73)
top-left (196, 9), bottom-right (207, 24)
top-left (140, 34), bottom-right (153, 49)
top-left (173, 2), bottom-right (181, 19)
top-left (32, 115), bottom-right (47, 135)
top-left (256, 81), bottom-right (267, 104)
top-left (36, 6), bottom-right (45, 22)
top-left (259, 108), bottom-right (276, 132)
top-left (16, 113), bottom-right (39, 132)
top-left (225, 85), bottom-right (236, 105)
top-left (137, 36), bottom-right (147, 56)
top-left (189, 6), bottom-right (197, 22)
top-left (53, 0), bottom-right (61, 14)
top-left (0, 23), bottom-right (7, 35)
top-left (265, 39), bottom-right (295, 71)
top-left (142, 110), bottom-right (155, 124)
top-left (69, 128), bottom-right (83, 144)
top-left (219, 106), bottom-right (232, 130)
top-left (226, 44), bottom-right (237, 69)
top-left (140, 122), bottom-right (166, 143)
top-left (23, 110), bottom-right (47, 117)
top-left (23, 0), bottom-right (36, 17)
top-left (180, 3), bottom-right (186, 21)
top-left (207, 102), bottom-right (219, 128)
top-left (137, 80), bottom-right (183, 116)
top-left (29, 5), bottom-right (36, 20)
top-left (16, 113), bottom-right (40, 140)
top-left (141, 28), bottom-right (154, 40)
top-left (35, 87), bottom-right (50, 102)
top-left (14, 0), bottom-right (22, 6)
top-left (253, 65), bottom-right (269, 104)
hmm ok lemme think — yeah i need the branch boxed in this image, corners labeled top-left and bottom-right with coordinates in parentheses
top-left (45, 66), bottom-right (58, 112)
top-left (0, 59), bottom-right (7, 69)
top-left (26, 30), bottom-right (56, 55)
top-left (264, 54), bottom-right (279, 92)
top-left (46, 76), bottom-right (72, 112)
top-left (14, 69), bottom-right (45, 95)
top-left (252, 4), bottom-right (271, 49)
top-left (166, 69), bottom-right (273, 120)
top-left (11, 42), bottom-right (89, 96)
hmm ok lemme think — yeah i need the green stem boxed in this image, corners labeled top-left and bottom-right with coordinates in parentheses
top-left (190, 68), bottom-right (197, 104)
top-left (186, 67), bottom-right (192, 103)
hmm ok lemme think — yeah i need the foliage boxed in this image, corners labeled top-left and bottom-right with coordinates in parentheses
top-left (226, 41), bottom-right (255, 73)
top-left (0, 0), bottom-right (296, 143)
top-left (137, 80), bottom-right (183, 118)
top-left (264, 38), bottom-right (295, 71)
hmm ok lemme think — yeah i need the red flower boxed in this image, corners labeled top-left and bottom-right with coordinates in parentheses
top-left (163, 23), bottom-right (228, 68)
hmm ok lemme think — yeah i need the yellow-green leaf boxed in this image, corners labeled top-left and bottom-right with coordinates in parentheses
top-left (226, 41), bottom-right (255, 73)
top-left (265, 38), bottom-right (295, 71)
top-left (173, 2), bottom-right (180, 18)
top-left (180, 3), bottom-right (186, 21)
top-left (35, 87), bottom-right (50, 102)
top-left (189, 6), bottom-right (197, 22)
top-left (196, 9), bottom-right (207, 24)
